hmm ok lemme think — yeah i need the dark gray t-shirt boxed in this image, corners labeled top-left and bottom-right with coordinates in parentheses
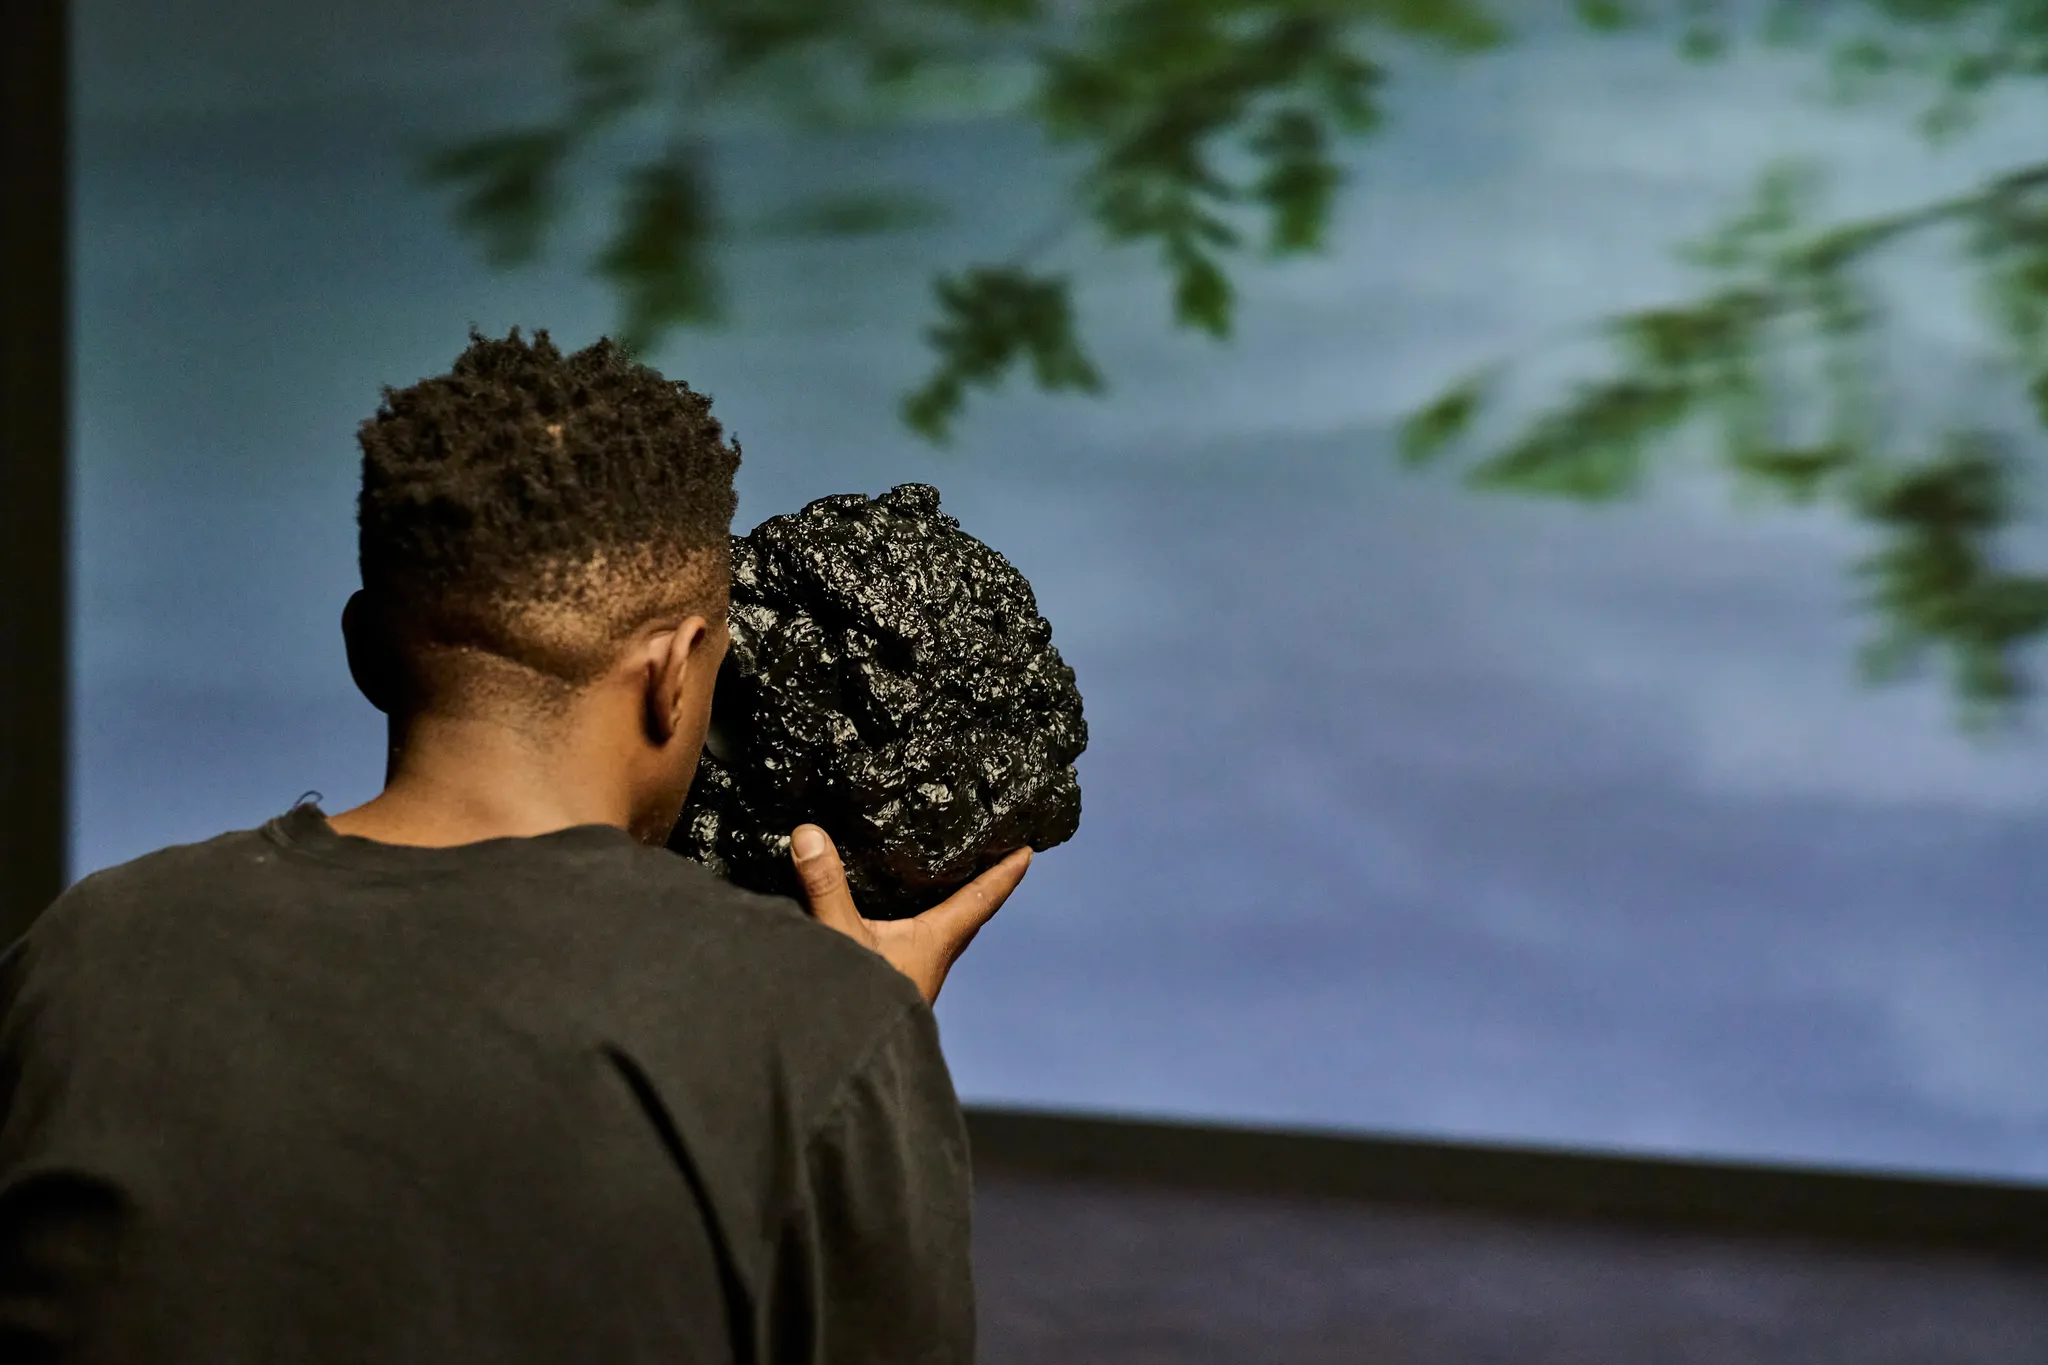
top-left (0, 804), bottom-right (975, 1364)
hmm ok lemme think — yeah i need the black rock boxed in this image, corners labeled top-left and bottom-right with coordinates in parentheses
top-left (669, 483), bottom-right (1087, 919)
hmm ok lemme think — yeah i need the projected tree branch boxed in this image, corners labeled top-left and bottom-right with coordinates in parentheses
top-left (427, 0), bottom-right (2048, 726)
top-left (1409, 1), bottom-right (2048, 727)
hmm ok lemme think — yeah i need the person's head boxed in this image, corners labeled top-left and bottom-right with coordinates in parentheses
top-left (344, 327), bottom-right (740, 842)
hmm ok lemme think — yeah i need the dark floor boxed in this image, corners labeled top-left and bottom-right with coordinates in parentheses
top-left (972, 1173), bottom-right (2048, 1364)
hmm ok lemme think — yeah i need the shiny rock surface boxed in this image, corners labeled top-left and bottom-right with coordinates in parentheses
top-left (669, 484), bottom-right (1086, 919)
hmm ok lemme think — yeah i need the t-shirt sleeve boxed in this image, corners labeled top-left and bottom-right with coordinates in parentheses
top-left (766, 1003), bottom-right (976, 1365)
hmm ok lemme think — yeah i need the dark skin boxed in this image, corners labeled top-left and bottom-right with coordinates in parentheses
top-left (328, 584), bottom-right (1030, 1005)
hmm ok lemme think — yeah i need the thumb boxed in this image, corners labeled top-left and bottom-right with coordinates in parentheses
top-left (791, 825), bottom-right (862, 934)
top-left (920, 847), bottom-right (1031, 966)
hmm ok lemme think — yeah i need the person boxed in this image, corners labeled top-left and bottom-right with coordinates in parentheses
top-left (0, 329), bottom-right (1031, 1364)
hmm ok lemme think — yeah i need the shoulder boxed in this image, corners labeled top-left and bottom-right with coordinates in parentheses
top-left (27, 828), bottom-right (278, 947)
top-left (2, 828), bottom-right (282, 1042)
top-left (598, 846), bottom-right (940, 1121)
top-left (605, 843), bottom-right (927, 1028)
top-left (57, 827), bottom-right (279, 900)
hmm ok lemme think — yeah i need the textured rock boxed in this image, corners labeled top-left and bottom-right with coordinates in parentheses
top-left (669, 484), bottom-right (1087, 919)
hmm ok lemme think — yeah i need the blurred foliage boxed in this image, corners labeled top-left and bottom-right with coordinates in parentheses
top-left (429, 0), bottom-right (2048, 725)
top-left (903, 267), bottom-right (1105, 437)
top-left (1404, 5), bottom-right (2048, 728)
top-left (427, 0), bottom-right (1506, 384)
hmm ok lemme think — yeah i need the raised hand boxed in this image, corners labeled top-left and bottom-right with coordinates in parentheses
top-left (790, 824), bottom-right (1030, 1006)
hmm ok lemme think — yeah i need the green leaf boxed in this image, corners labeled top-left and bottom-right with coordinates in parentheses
top-left (1615, 291), bottom-right (1767, 372)
top-left (902, 373), bottom-right (966, 444)
top-left (1249, 108), bottom-right (1341, 255)
top-left (905, 267), bottom-right (1104, 443)
top-left (930, 0), bottom-right (1043, 22)
top-left (1943, 49), bottom-right (2001, 97)
top-left (565, 11), bottom-right (663, 127)
top-left (1312, 47), bottom-right (1385, 133)
top-left (1468, 378), bottom-right (1694, 501)
top-left (1399, 372), bottom-right (1489, 466)
top-left (420, 129), bottom-right (571, 268)
top-left (1854, 436), bottom-right (2009, 532)
top-left (1573, 0), bottom-right (1639, 33)
top-left (1951, 647), bottom-right (2021, 727)
top-left (1728, 442), bottom-right (1855, 504)
top-left (1760, 0), bottom-right (1817, 47)
top-left (1833, 35), bottom-right (1894, 76)
top-left (1828, 34), bottom-right (1898, 103)
top-left (1969, 576), bottom-right (2048, 642)
top-left (1680, 24), bottom-right (1728, 63)
top-left (1836, 430), bottom-right (2048, 719)
top-left (1851, 517), bottom-right (2048, 721)
top-left (1172, 251), bottom-right (1234, 337)
top-left (1036, 51), bottom-right (1128, 141)
top-left (591, 147), bottom-right (720, 354)
top-left (1678, 160), bottom-right (1822, 272)
top-left (1974, 213), bottom-right (2048, 356)
top-left (690, 0), bottom-right (843, 73)
top-left (751, 190), bottom-right (947, 238)
top-left (1371, 0), bottom-right (1508, 52)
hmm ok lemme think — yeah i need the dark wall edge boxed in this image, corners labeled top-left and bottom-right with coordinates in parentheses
top-left (0, 0), bottom-right (71, 943)
top-left (965, 1106), bottom-right (2048, 1255)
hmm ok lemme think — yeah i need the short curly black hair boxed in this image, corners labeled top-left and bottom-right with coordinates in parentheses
top-left (357, 327), bottom-right (740, 694)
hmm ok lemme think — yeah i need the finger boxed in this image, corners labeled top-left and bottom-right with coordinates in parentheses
top-left (790, 825), bottom-right (862, 934)
top-left (920, 847), bottom-right (1031, 963)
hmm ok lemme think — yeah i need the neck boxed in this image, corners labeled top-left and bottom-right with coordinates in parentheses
top-left (329, 704), bottom-right (633, 848)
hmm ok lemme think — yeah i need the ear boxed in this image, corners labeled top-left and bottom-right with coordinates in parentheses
top-left (645, 614), bottom-right (718, 746)
top-left (341, 590), bottom-right (398, 715)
